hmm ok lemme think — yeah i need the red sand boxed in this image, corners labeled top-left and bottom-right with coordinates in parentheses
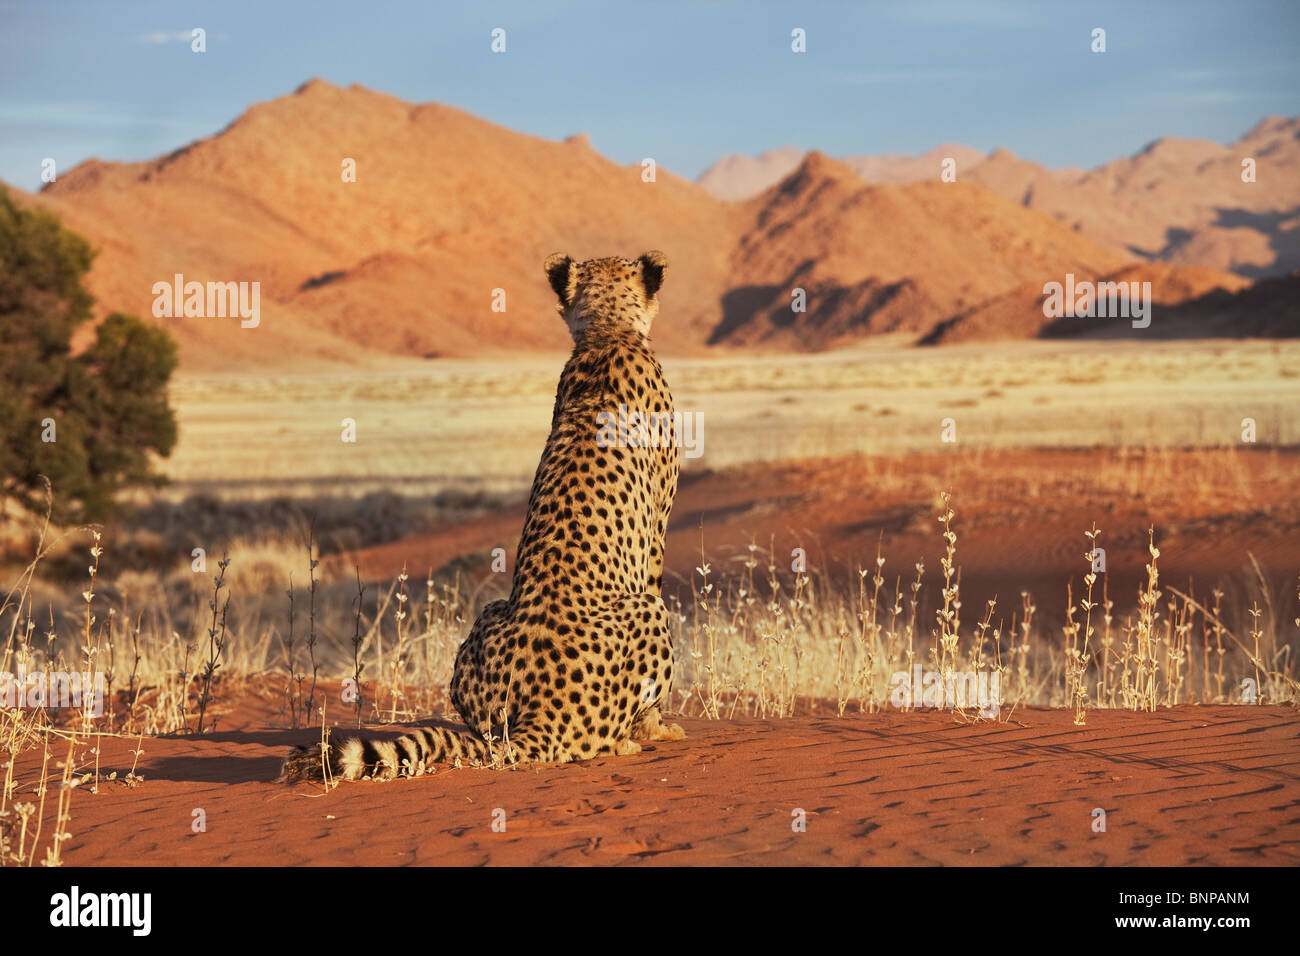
top-left (37, 701), bottom-right (1300, 866)
top-left (333, 449), bottom-right (1300, 627)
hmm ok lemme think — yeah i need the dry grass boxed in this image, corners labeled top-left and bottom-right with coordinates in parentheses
top-left (665, 503), bottom-right (1298, 722)
top-left (5, 485), bottom-right (1295, 732)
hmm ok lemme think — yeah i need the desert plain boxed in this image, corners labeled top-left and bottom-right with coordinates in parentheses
top-left (4, 338), bottom-right (1298, 867)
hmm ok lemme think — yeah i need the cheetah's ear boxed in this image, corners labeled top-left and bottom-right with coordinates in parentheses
top-left (639, 250), bottom-right (667, 299)
top-left (544, 253), bottom-right (573, 307)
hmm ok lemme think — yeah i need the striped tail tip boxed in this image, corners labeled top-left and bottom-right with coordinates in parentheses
top-left (278, 729), bottom-right (360, 782)
top-left (280, 725), bottom-right (501, 783)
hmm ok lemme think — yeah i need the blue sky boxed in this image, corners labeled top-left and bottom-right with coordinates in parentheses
top-left (1, 0), bottom-right (1297, 190)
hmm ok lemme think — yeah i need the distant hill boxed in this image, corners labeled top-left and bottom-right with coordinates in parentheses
top-left (699, 117), bottom-right (1300, 280)
top-left (695, 143), bottom-right (985, 199)
top-left (716, 152), bottom-right (1142, 349)
top-left (10, 81), bottom-right (1291, 369)
top-left (920, 264), bottom-right (1253, 345)
top-left (26, 79), bottom-right (742, 369)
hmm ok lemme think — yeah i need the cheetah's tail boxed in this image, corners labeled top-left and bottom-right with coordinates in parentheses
top-left (278, 725), bottom-right (498, 782)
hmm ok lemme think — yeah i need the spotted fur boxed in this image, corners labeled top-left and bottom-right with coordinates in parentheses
top-left (281, 251), bottom-right (684, 782)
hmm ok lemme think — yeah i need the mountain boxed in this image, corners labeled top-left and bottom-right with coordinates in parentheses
top-left (714, 152), bottom-right (1141, 349)
top-left (920, 263), bottom-right (1252, 345)
top-left (13, 81), bottom-right (1287, 369)
top-left (30, 79), bottom-right (744, 369)
top-left (700, 117), bottom-right (1300, 280)
top-left (843, 144), bottom-right (986, 185)
top-left (695, 147), bottom-right (806, 201)
top-left (968, 119), bottom-right (1300, 279)
top-left (695, 143), bottom-right (986, 199)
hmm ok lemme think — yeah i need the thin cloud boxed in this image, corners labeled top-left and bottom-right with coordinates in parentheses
top-left (137, 29), bottom-right (198, 45)
top-left (0, 103), bottom-right (201, 130)
top-left (1172, 64), bottom-right (1300, 83)
top-left (839, 69), bottom-right (990, 84)
top-left (884, 1), bottom-right (1045, 29)
top-left (1182, 90), bottom-right (1250, 104)
top-left (136, 29), bottom-right (228, 45)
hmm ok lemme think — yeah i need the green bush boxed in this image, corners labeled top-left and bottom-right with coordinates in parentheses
top-left (0, 185), bottom-right (177, 521)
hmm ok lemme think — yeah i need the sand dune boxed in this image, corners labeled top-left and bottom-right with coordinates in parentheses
top-left (44, 693), bottom-right (1300, 866)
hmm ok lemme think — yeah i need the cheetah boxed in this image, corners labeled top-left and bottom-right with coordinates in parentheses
top-left (282, 250), bottom-right (685, 782)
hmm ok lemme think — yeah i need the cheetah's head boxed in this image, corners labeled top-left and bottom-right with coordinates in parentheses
top-left (543, 251), bottom-right (668, 342)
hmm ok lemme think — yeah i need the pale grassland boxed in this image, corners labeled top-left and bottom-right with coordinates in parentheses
top-left (151, 339), bottom-right (1300, 502)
